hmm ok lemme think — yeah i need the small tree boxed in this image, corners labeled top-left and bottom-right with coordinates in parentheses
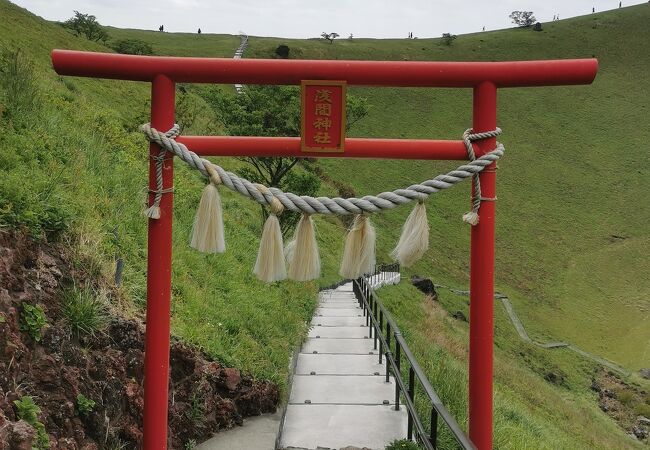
top-left (110, 39), bottom-right (154, 55)
top-left (203, 85), bottom-right (368, 235)
top-left (321, 32), bottom-right (339, 44)
top-left (63, 11), bottom-right (108, 42)
top-left (441, 33), bottom-right (457, 46)
top-left (509, 11), bottom-right (536, 27)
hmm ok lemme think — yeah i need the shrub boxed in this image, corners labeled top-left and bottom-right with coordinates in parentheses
top-left (19, 303), bottom-right (48, 341)
top-left (13, 397), bottom-right (49, 449)
top-left (275, 44), bottom-right (290, 58)
top-left (185, 391), bottom-right (205, 424)
top-left (385, 439), bottom-right (421, 450)
top-left (616, 389), bottom-right (634, 406)
top-left (110, 39), bottom-right (154, 56)
top-left (63, 286), bottom-right (108, 338)
top-left (76, 393), bottom-right (96, 415)
top-left (634, 402), bottom-right (650, 418)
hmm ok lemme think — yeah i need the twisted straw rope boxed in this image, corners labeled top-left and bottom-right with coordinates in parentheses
top-left (141, 124), bottom-right (503, 216)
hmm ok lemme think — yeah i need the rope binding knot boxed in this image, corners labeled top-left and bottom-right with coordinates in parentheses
top-left (462, 127), bottom-right (502, 226)
top-left (254, 183), bottom-right (284, 216)
top-left (142, 124), bottom-right (181, 219)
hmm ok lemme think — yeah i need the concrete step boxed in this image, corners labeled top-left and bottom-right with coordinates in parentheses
top-left (315, 308), bottom-right (363, 317)
top-left (319, 292), bottom-right (356, 299)
top-left (280, 404), bottom-right (407, 450)
top-left (317, 303), bottom-right (361, 309)
top-left (289, 375), bottom-right (397, 405)
top-left (317, 300), bottom-right (358, 306)
top-left (311, 316), bottom-right (366, 327)
top-left (308, 326), bottom-right (369, 338)
top-left (318, 299), bottom-right (357, 305)
top-left (302, 338), bottom-right (376, 355)
top-left (197, 412), bottom-right (281, 450)
top-left (296, 353), bottom-right (386, 376)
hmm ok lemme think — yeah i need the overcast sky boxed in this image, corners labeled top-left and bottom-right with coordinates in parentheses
top-left (12, 0), bottom-right (644, 38)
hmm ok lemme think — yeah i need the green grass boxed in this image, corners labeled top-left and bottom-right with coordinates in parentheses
top-left (1, 1), bottom-right (649, 448)
top-left (104, 26), bottom-right (240, 58)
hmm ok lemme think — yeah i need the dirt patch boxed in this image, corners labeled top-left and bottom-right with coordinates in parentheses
top-left (0, 230), bottom-right (279, 449)
top-left (591, 369), bottom-right (649, 443)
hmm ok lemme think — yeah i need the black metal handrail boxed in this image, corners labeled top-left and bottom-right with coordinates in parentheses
top-left (353, 275), bottom-right (475, 450)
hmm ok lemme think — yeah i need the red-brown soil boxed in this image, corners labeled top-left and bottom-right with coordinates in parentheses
top-left (0, 230), bottom-right (278, 449)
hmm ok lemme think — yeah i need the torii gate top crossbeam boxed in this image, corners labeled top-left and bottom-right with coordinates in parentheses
top-left (52, 50), bottom-right (597, 87)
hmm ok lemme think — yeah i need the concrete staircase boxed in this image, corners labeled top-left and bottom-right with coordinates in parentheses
top-left (280, 277), bottom-right (407, 450)
top-left (233, 34), bottom-right (248, 94)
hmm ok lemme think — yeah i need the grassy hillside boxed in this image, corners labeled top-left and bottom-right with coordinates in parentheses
top-left (244, 7), bottom-right (650, 372)
top-left (0, 1), bottom-right (648, 448)
top-left (99, 8), bottom-right (649, 370)
top-left (0, 0), bottom-right (318, 389)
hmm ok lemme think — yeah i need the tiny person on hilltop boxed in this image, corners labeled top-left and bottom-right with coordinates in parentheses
top-left (198, 28), bottom-right (201, 34)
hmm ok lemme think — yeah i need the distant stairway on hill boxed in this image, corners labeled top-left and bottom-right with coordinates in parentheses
top-left (233, 33), bottom-right (248, 94)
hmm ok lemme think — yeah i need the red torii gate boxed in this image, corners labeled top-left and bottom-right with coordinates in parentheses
top-left (51, 49), bottom-right (598, 450)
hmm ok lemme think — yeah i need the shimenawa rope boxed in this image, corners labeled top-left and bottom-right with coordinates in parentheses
top-left (140, 124), bottom-right (503, 217)
top-left (140, 124), bottom-right (503, 281)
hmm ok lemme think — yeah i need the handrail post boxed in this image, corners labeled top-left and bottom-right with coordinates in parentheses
top-left (408, 367), bottom-right (415, 440)
top-left (430, 408), bottom-right (438, 448)
top-left (386, 323), bottom-right (391, 382)
top-left (395, 343), bottom-right (401, 411)
top-left (378, 308), bottom-right (383, 363)
top-left (367, 289), bottom-right (372, 329)
top-left (371, 299), bottom-right (381, 355)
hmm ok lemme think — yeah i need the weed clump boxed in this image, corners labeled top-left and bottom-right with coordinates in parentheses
top-left (19, 303), bottom-right (48, 341)
top-left (385, 439), bottom-right (421, 450)
top-left (13, 396), bottom-right (50, 449)
top-left (62, 285), bottom-right (108, 338)
top-left (76, 393), bottom-right (96, 416)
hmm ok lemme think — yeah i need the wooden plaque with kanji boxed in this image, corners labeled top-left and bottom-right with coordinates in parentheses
top-left (301, 80), bottom-right (346, 152)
